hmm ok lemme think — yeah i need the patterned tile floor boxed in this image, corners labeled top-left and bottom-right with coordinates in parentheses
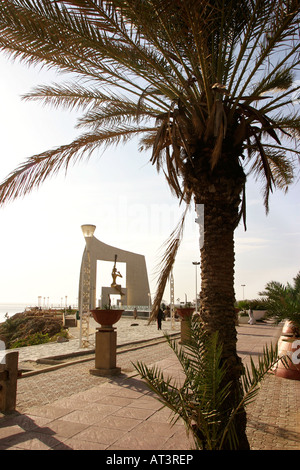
top-left (0, 322), bottom-right (299, 450)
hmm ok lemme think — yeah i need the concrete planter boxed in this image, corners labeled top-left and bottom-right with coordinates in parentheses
top-left (238, 316), bottom-right (249, 324)
top-left (90, 309), bottom-right (124, 377)
top-left (253, 310), bottom-right (267, 320)
top-left (274, 321), bottom-right (300, 381)
top-left (176, 308), bottom-right (195, 344)
top-left (91, 309), bottom-right (123, 329)
top-left (238, 310), bottom-right (267, 325)
top-left (176, 307), bottom-right (195, 319)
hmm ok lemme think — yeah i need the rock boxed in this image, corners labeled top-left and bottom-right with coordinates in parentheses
top-left (56, 336), bottom-right (69, 343)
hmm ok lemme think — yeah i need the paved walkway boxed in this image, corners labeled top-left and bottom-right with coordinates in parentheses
top-left (15, 317), bottom-right (181, 364)
top-left (0, 320), bottom-right (299, 451)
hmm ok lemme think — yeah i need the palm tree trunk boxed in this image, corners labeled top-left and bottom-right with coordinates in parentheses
top-left (199, 197), bottom-right (249, 449)
top-left (187, 151), bottom-right (250, 449)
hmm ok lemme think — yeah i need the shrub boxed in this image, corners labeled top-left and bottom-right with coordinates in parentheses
top-left (236, 299), bottom-right (267, 311)
top-left (135, 316), bottom-right (280, 450)
top-left (11, 332), bottom-right (50, 348)
top-left (0, 313), bottom-right (65, 348)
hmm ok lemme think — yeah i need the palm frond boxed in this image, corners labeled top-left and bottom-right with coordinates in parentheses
top-left (230, 0), bottom-right (300, 102)
top-left (134, 317), bottom-right (232, 449)
top-left (77, 98), bottom-right (160, 129)
top-left (135, 315), bottom-right (284, 450)
top-left (259, 273), bottom-right (300, 329)
top-left (22, 83), bottom-right (124, 111)
top-left (251, 67), bottom-right (295, 98)
top-left (150, 202), bottom-right (191, 322)
top-left (247, 146), bottom-right (296, 213)
top-left (269, 113), bottom-right (300, 140)
top-left (0, 0), bottom-right (180, 100)
top-left (220, 340), bottom-right (281, 449)
top-left (0, 125), bottom-right (154, 205)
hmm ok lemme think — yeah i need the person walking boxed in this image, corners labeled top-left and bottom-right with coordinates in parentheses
top-left (248, 308), bottom-right (256, 325)
top-left (157, 308), bottom-right (163, 330)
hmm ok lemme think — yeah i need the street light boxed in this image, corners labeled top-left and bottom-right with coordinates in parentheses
top-left (192, 261), bottom-right (200, 313)
top-left (170, 269), bottom-right (175, 329)
top-left (148, 293), bottom-right (152, 313)
top-left (81, 224), bottom-right (96, 238)
top-left (241, 284), bottom-right (246, 300)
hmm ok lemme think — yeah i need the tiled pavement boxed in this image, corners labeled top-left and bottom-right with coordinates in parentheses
top-left (14, 316), bottom-right (182, 363)
top-left (0, 320), bottom-right (299, 451)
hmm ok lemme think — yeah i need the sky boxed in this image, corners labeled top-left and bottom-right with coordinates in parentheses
top-left (0, 54), bottom-right (299, 309)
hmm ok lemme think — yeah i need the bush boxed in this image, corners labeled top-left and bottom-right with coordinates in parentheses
top-left (0, 312), bottom-right (65, 348)
top-left (135, 316), bottom-right (281, 450)
top-left (259, 273), bottom-right (300, 330)
top-left (236, 299), bottom-right (267, 311)
top-left (10, 328), bottom-right (69, 348)
top-left (11, 332), bottom-right (50, 348)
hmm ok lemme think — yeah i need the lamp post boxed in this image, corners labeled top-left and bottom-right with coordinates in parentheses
top-left (148, 293), bottom-right (151, 314)
top-left (170, 269), bottom-right (175, 329)
top-left (241, 284), bottom-right (246, 300)
top-left (79, 224), bottom-right (96, 348)
top-left (192, 261), bottom-right (200, 313)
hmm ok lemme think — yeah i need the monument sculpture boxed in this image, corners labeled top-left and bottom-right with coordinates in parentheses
top-left (110, 254), bottom-right (125, 299)
top-left (78, 226), bottom-right (151, 311)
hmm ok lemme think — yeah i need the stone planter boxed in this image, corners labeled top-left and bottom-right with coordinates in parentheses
top-left (253, 310), bottom-right (267, 321)
top-left (238, 315), bottom-right (249, 324)
top-left (176, 307), bottom-right (195, 319)
top-left (274, 321), bottom-right (300, 381)
top-left (89, 309), bottom-right (123, 377)
top-left (176, 308), bottom-right (195, 344)
top-left (238, 310), bottom-right (267, 325)
top-left (91, 309), bottom-right (123, 329)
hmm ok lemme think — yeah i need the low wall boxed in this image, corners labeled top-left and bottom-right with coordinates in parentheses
top-left (122, 310), bottom-right (150, 319)
top-left (238, 310), bottom-right (267, 324)
top-left (253, 310), bottom-right (267, 320)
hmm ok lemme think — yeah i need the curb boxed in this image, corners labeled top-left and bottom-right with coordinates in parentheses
top-left (19, 332), bottom-right (180, 378)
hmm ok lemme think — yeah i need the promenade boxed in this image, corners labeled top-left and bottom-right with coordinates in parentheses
top-left (0, 317), bottom-right (299, 451)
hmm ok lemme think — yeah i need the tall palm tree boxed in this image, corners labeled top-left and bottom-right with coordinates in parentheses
top-left (0, 0), bottom-right (299, 449)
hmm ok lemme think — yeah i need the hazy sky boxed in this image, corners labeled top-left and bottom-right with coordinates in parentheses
top-left (0, 54), bottom-right (299, 307)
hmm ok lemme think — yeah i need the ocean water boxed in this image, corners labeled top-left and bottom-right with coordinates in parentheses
top-left (0, 303), bottom-right (31, 323)
top-left (0, 303), bottom-right (78, 323)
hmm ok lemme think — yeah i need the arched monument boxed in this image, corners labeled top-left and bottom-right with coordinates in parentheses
top-left (78, 225), bottom-right (151, 311)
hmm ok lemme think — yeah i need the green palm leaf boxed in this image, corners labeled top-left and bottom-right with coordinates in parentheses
top-left (135, 315), bottom-right (282, 450)
top-left (259, 272), bottom-right (300, 330)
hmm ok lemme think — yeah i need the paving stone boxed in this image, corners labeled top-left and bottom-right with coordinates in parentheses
top-left (0, 322), bottom-right (299, 450)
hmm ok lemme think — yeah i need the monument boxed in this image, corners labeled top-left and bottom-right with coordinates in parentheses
top-left (78, 225), bottom-right (151, 312)
top-left (78, 225), bottom-right (151, 370)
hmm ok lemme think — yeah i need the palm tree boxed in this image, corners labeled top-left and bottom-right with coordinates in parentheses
top-left (259, 271), bottom-right (300, 331)
top-left (0, 0), bottom-right (299, 448)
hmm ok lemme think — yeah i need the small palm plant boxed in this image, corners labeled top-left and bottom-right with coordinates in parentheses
top-left (135, 316), bottom-right (281, 450)
top-left (259, 272), bottom-right (300, 332)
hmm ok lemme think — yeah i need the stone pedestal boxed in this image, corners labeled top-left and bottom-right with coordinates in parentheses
top-left (180, 318), bottom-right (192, 345)
top-left (90, 328), bottom-right (121, 376)
top-left (0, 351), bottom-right (19, 412)
top-left (101, 287), bottom-right (127, 307)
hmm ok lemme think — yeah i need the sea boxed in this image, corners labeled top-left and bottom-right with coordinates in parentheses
top-left (0, 303), bottom-right (35, 323)
top-left (0, 302), bottom-right (78, 323)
